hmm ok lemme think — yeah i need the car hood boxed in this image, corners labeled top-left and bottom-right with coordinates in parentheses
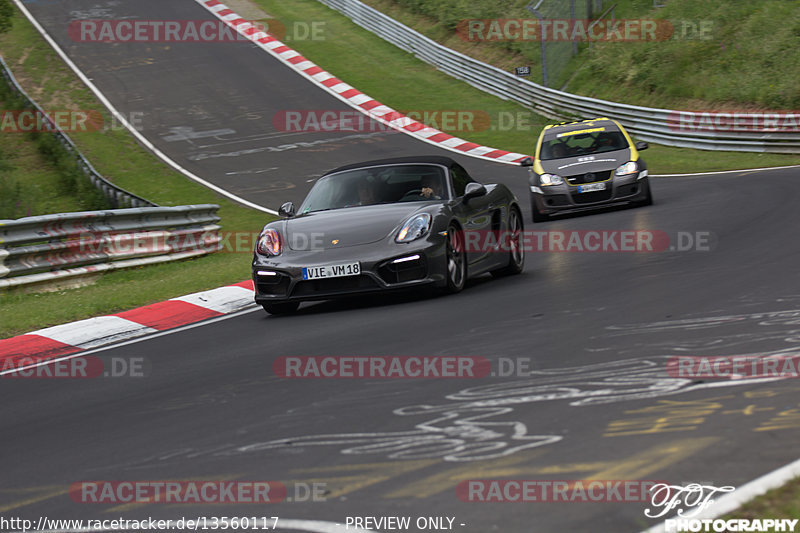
top-left (285, 203), bottom-right (431, 250)
top-left (539, 148), bottom-right (631, 176)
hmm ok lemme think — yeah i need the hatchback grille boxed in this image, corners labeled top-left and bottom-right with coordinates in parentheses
top-left (566, 170), bottom-right (612, 184)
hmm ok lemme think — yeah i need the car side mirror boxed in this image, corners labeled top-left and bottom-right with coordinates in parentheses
top-left (635, 141), bottom-right (649, 151)
top-left (520, 157), bottom-right (534, 167)
top-left (463, 182), bottom-right (487, 201)
top-left (278, 202), bottom-right (295, 218)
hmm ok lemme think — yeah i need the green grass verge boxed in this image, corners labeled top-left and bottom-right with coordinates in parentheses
top-left (0, 126), bottom-right (92, 218)
top-left (726, 475), bottom-right (800, 530)
top-left (359, 0), bottom-right (800, 110)
top-left (253, 0), bottom-right (800, 173)
top-left (0, 7), bottom-right (272, 338)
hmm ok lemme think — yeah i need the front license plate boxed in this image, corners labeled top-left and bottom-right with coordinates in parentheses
top-left (302, 262), bottom-right (361, 280)
top-left (577, 182), bottom-right (607, 193)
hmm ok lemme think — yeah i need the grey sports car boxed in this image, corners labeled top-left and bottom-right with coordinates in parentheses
top-left (252, 156), bottom-right (525, 315)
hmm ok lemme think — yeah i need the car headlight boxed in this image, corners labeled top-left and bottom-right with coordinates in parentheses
top-left (396, 213), bottom-right (431, 243)
top-left (539, 173), bottom-right (564, 186)
top-left (256, 228), bottom-right (282, 256)
top-left (615, 161), bottom-right (639, 176)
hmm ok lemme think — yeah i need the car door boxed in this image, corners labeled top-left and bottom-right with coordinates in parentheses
top-left (449, 163), bottom-right (495, 267)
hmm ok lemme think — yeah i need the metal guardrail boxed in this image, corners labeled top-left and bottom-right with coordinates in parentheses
top-left (0, 205), bottom-right (221, 288)
top-left (0, 54), bottom-right (156, 207)
top-left (318, 0), bottom-right (800, 154)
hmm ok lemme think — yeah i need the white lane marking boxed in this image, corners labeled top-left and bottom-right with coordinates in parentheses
top-left (11, 0), bottom-right (278, 215)
top-left (0, 307), bottom-right (260, 377)
top-left (651, 163), bottom-right (800, 177)
top-left (640, 456), bottom-right (800, 533)
top-left (192, 0), bottom-right (529, 166)
top-left (228, 357), bottom-right (778, 463)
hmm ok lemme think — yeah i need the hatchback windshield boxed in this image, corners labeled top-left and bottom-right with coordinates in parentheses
top-left (299, 164), bottom-right (449, 214)
top-left (540, 128), bottom-right (628, 160)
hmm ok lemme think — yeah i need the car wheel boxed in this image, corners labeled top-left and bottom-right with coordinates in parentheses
top-left (492, 207), bottom-right (525, 277)
top-left (635, 180), bottom-right (653, 207)
top-left (262, 302), bottom-right (300, 315)
top-left (444, 223), bottom-right (466, 293)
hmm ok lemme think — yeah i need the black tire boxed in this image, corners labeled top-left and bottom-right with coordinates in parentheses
top-left (492, 207), bottom-right (525, 277)
top-left (262, 302), bottom-right (300, 315)
top-left (444, 223), bottom-right (467, 294)
top-left (636, 180), bottom-right (654, 207)
top-left (531, 201), bottom-right (550, 223)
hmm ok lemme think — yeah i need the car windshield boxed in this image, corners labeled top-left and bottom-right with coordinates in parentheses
top-left (298, 164), bottom-right (449, 214)
top-left (540, 128), bottom-right (628, 160)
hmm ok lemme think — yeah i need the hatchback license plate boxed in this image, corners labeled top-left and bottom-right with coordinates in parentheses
top-left (577, 182), bottom-right (607, 193)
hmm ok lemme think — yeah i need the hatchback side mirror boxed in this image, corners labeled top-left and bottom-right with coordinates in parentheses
top-left (520, 157), bottom-right (534, 167)
top-left (635, 141), bottom-right (649, 151)
top-left (278, 202), bottom-right (295, 218)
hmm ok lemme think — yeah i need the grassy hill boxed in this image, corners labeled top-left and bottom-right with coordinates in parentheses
top-left (362, 0), bottom-right (800, 110)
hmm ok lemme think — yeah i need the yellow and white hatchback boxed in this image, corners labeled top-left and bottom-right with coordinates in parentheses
top-left (521, 118), bottom-right (652, 222)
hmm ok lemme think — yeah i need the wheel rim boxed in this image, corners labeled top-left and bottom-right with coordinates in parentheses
top-left (509, 210), bottom-right (524, 266)
top-left (447, 227), bottom-right (465, 287)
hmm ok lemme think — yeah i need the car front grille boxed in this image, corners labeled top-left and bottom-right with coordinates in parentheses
top-left (566, 170), bottom-right (612, 184)
top-left (291, 275), bottom-right (379, 297)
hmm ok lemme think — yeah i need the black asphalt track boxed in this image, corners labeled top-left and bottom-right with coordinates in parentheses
top-left (2, 1), bottom-right (800, 532)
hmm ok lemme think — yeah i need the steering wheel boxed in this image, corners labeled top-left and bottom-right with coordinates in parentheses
top-left (400, 189), bottom-right (424, 200)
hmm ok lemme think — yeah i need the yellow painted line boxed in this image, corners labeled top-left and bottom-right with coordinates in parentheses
top-left (105, 474), bottom-right (242, 513)
top-left (755, 406), bottom-right (800, 432)
top-left (603, 396), bottom-right (732, 437)
top-left (585, 437), bottom-right (718, 481)
top-left (388, 437), bottom-right (718, 499)
top-left (722, 404), bottom-right (775, 416)
top-left (0, 486), bottom-right (69, 513)
top-left (385, 450), bottom-right (552, 499)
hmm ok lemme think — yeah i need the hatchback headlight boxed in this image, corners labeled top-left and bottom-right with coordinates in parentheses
top-left (615, 161), bottom-right (639, 176)
top-left (256, 228), bottom-right (282, 256)
top-left (539, 173), bottom-right (564, 186)
top-left (396, 213), bottom-right (431, 243)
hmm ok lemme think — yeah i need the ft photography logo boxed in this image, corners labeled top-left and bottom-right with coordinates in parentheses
top-left (645, 483), bottom-right (799, 532)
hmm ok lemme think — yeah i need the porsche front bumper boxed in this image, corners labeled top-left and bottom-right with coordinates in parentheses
top-left (252, 237), bottom-right (448, 304)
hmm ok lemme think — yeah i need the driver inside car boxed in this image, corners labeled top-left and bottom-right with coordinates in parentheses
top-left (420, 175), bottom-right (443, 199)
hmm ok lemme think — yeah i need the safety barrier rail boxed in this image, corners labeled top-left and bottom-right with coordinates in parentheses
top-left (0, 205), bottom-right (221, 288)
top-left (318, 0), bottom-right (800, 153)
